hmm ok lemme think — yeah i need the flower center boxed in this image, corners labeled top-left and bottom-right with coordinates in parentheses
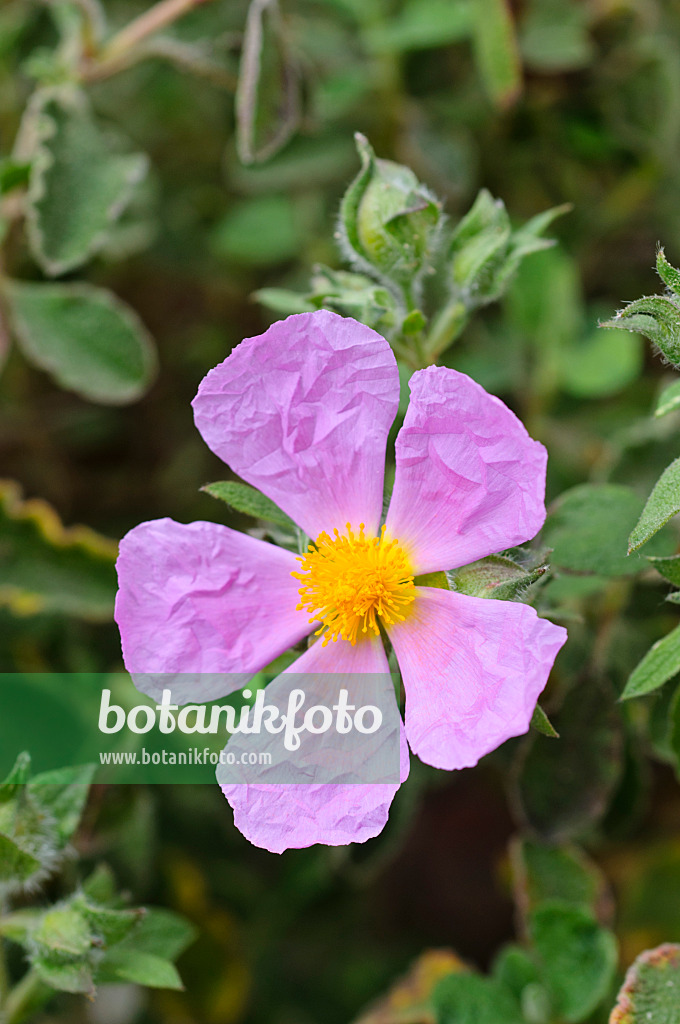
top-left (293, 523), bottom-right (416, 646)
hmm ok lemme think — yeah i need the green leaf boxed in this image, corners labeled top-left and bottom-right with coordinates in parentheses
top-left (0, 479), bottom-right (117, 620)
top-left (116, 907), bottom-right (197, 960)
top-left (96, 948), bottom-right (184, 989)
top-left (236, 0), bottom-right (299, 164)
top-left (413, 571), bottom-right (450, 590)
top-left (0, 752), bottom-right (32, 801)
top-left (33, 955), bottom-right (94, 995)
top-left (492, 945), bottom-right (540, 1002)
top-left (0, 833), bottom-right (42, 885)
top-left (201, 481), bottom-right (295, 529)
top-left (364, 0), bottom-right (472, 54)
top-left (543, 484), bottom-right (673, 577)
top-left (81, 864), bottom-right (117, 904)
top-left (510, 838), bottom-right (606, 920)
top-left (0, 908), bottom-right (42, 944)
top-left (601, 295), bottom-right (680, 368)
top-left (559, 325), bottom-right (642, 398)
top-left (656, 247), bottom-right (680, 298)
top-left (23, 86), bottom-right (148, 276)
top-left (655, 379), bottom-right (680, 418)
top-left (648, 554), bottom-right (680, 586)
top-left (253, 288), bottom-right (316, 316)
top-left (622, 623), bottom-right (680, 700)
top-left (529, 901), bottom-right (617, 1023)
top-left (29, 764), bottom-right (95, 846)
top-left (610, 944), bottom-right (680, 1023)
top-left (448, 554), bottom-right (546, 599)
top-left (471, 0), bottom-right (522, 109)
top-left (514, 678), bottom-right (623, 841)
top-left (530, 704), bottom-right (559, 738)
top-left (211, 195), bottom-right (301, 266)
top-left (75, 900), bottom-right (143, 947)
top-left (629, 458), bottom-right (680, 552)
top-left (520, 0), bottom-right (595, 72)
top-left (433, 973), bottom-right (523, 1024)
top-left (33, 906), bottom-right (91, 958)
top-left (4, 279), bottom-right (157, 405)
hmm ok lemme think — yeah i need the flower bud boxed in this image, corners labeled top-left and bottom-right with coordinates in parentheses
top-left (337, 134), bottom-right (443, 295)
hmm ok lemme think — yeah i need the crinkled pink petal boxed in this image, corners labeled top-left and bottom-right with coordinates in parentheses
top-left (221, 636), bottom-right (409, 853)
top-left (385, 367), bottom-right (548, 574)
top-left (115, 518), bottom-right (312, 698)
top-left (192, 311), bottom-right (399, 539)
top-left (388, 587), bottom-right (567, 771)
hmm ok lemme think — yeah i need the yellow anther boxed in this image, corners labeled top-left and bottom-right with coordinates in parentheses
top-left (292, 522), bottom-right (415, 646)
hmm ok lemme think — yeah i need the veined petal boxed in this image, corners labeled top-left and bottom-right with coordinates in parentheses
top-left (115, 518), bottom-right (312, 700)
top-left (386, 367), bottom-right (548, 574)
top-left (192, 311), bottom-right (399, 539)
top-left (220, 636), bottom-right (409, 853)
top-left (388, 587), bottom-right (567, 771)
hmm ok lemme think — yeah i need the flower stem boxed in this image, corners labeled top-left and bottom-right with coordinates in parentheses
top-left (3, 969), bottom-right (52, 1024)
top-left (81, 0), bottom-right (216, 81)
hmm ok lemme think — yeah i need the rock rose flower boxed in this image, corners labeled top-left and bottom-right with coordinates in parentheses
top-left (115, 310), bottom-right (567, 853)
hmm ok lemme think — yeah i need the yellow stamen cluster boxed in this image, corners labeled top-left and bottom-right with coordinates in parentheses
top-left (293, 523), bottom-right (416, 646)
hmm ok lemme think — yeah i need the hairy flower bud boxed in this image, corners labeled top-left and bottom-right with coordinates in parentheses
top-left (337, 133), bottom-right (443, 298)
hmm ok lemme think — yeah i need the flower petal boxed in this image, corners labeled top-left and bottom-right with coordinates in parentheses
top-left (388, 587), bottom-right (567, 771)
top-left (115, 518), bottom-right (312, 700)
top-left (220, 636), bottom-right (409, 853)
top-left (192, 311), bottom-right (399, 539)
top-left (386, 367), bottom-right (548, 574)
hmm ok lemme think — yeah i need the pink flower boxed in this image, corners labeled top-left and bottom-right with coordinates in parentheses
top-left (115, 311), bottom-right (566, 853)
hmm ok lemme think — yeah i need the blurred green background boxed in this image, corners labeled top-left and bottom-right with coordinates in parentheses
top-left (4, 1), bottom-right (680, 1021)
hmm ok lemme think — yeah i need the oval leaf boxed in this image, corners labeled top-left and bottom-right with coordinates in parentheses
top-left (22, 86), bottom-right (148, 276)
top-left (4, 279), bottom-right (157, 405)
top-left (629, 458), bottom-right (680, 553)
top-left (610, 943), bottom-right (680, 1024)
top-left (621, 624), bottom-right (680, 701)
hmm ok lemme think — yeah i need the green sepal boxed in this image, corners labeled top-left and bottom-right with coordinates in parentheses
top-left (201, 481), bottom-right (295, 530)
top-left (447, 554), bottom-right (547, 600)
top-left (530, 704), bottom-right (559, 738)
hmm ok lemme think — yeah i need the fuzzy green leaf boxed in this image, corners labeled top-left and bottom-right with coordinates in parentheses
top-left (0, 833), bottom-right (42, 885)
top-left (629, 458), bottom-right (680, 552)
top-left (621, 623), bottom-right (680, 700)
top-left (471, 0), bottom-right (522, 109)
top-left (514, 678), bottom-right (623, 841)
top-left (5, 279), bottom-right (157, 405)
top-left (23, 86), bottom-right (148, 276)
top-left (433, 972), bottom-right (523, 1024)
top-left (511, 838), bottom-right (606, 921)
top-left (529, 902), bottom-right (617, 1023)
top-left (657, 247), bottom-right (680, 298)
top-left (33, 955), bottom-right (94, 995)
top-left (116, 907), bottom-right (197, 961)
top-left (610, 943), bottom-right (680, 1024)
top-left (530, 704), bottom-right (559, 738)
top-left (29, 764), bottom-right (95, 846)
top-left (448, 554), bottom-right (546, 600)
top-left (544, 484), bottom-right (673, 576)
top-left (602, 295), bottom-right (680, 368)
top-left (0, 480), bottom-right (117, 620)
top-left (655, 379), bottom-right (680, 418)
top-left (96, 948), bottom-right (184, 989)
top-left (648, 554), bottom-right (680, 586)
top-left (236, 0), bottom-right (299, 164)
top-left (201, 481), bottom-right (295, 529)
